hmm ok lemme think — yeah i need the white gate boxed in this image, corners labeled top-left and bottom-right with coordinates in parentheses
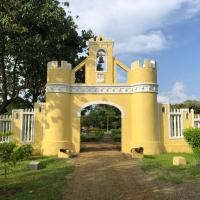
top-left (0, 115), bottom-right (12, 142)
top-left (21, 109), bottom-right (35, 143)
top-left (169, 109), bottom-right (183, 138)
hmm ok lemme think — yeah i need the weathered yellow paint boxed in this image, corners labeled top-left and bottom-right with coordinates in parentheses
top-left (41, 35), bottom-right (161, 155)
top-left (10, 35), bottom-right (195, 156)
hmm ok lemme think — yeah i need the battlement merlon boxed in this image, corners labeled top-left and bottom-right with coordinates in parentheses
top-left (131, 60), bottom-right (157, 69)
top-left (89, 35), bottom-right (114, 46)
top-left (47, 61), bottom-right (71, 84)
top-left (47, 61), bottom-right (72, 70)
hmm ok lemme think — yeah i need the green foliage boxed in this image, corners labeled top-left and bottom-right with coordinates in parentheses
top-left (111, 129), bottom-right (121, 135)
top-left (0, 141), bottom-right (33, 177)
top-left (0, 0), bottom-right (93, 113)
top-left (0, 142), bottom-right (16, 177)
top-left (111, 129), bottom-right (121, 142)
top-left (0, 131), bottom-right (12, 137)
top-left (184, 128), bottom-right (200, 164)
top-left (193, 147), bottom-right (200, 164)
top-left (81, 130), bottom-right (104, 142)
top-left (81, 104), bottom-right (121, 130)
top-left (183, 128), bottom-right (200, 148)
top-left (12, 145), bottom-right (33, 165)
top-left (172, 100), bottom-right (200, 113)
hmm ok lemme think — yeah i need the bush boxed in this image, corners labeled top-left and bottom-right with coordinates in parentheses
top-left (13, 144), bottom-right (33, 165)
top-left (193, 147), bottom-right (200, 164)
top-left (81, 135), bottom-right (99, 142)
top-left (0, 141), bottom-right (33, 177)
top-left (184, 128), bottom-right (200, 148)
top-left (111, 129), bottom-right (121, 142)
top-left (81, 130), bottom-right (104, 142)
top-left (111, 129), bottom-right (121, 135)
top-left (184, 128), bottom-right (200, 164)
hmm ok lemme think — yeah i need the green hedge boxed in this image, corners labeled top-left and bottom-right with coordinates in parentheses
top-left (111, 129), bottom-right (121, 142)
top-left (81, 130), bottom-right (104, 142)
top-left (184, 128), bottom-right (200, 164)
top-left (184, 128), bottom-right (200, 148)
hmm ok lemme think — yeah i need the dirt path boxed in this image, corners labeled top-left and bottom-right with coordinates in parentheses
top-left (63, 141), bottom-right (200, 200)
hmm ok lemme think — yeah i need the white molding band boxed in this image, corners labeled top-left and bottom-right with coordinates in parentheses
top-left (46, 83), bottom-right (158, 94)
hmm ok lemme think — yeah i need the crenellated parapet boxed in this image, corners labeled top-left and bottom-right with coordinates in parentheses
top-left (131, 59), bottom-right (156, 69)
top-left (47, 61), bottom-right (71, 69)
top-left (128, 59), bottom-right (157, 84)
top-left (47, 60), bottom-right (71, 84)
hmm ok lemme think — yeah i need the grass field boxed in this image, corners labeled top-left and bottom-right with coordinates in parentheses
top-left (0, 156), bottom-right (73, 200)
top-left (138, 153), bottom-right (200, 184)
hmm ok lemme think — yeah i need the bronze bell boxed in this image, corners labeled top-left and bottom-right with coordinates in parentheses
top-left (98, 55), bottom-right (104, 64)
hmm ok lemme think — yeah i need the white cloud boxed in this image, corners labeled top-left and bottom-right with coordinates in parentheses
top-left (67, 0), bottom-right (200, 54)
top-left (158, 82), bottom-right (196, 104)
top-left (115, 31), bottom-right (167, 54)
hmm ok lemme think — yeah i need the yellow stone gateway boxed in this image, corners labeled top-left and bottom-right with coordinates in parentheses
top-left (42, 35), bottom-right (160, 155)
top-left (5, 35), bottom-right (198, 156)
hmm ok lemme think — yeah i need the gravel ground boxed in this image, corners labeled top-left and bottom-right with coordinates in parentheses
top-left (63, 142), bottom-right (200, 200)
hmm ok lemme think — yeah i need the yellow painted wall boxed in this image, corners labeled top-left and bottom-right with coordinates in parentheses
top-left (41, 36), bottom-right (161, 155)
top-left (8, 35), bottom-right (196, 156)
top-left (159, 104), bottom-right (192, 153)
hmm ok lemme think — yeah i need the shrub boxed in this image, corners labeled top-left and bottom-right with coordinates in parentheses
top-left (81, 135), bottom-right (99, 142)
top-left (184, 128), bottom-right (200, 164)
top-left (184, 128), bottom-right (200, 148)
top-left (111, 129), bottom-right (121, 142)
top-left (12, 145), bottom-right (33, 166)
top-left (111, 129), bottom-right (121, 135)
top-left (0, 139), bottom-right (33, 177)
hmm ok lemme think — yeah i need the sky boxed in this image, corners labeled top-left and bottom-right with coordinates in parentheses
top-left (65, 0), bottom-right (200, 103)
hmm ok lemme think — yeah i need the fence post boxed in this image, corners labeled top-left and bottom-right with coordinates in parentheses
top-left (12, 109), bottom-right (23, 143)
top-left (33, 103), bottom-right (45, 154)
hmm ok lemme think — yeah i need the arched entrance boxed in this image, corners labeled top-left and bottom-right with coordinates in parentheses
top-left (78, 102), bottom-right (123, 152)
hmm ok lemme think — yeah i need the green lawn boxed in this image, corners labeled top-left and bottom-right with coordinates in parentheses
top-left (0, 156), bottom-right (73, 200)
top-left (138, 153), bottom-right (200, 184)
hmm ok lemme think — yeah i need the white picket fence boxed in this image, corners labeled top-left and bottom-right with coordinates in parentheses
top-left (0, 115), bottom-right (12, 142)
top-left (0, 109), bottom-right (35, 143)
top-left (21, 109), bottom-right (34, 143)
top-left (169, 109), bottom-right (183, 138)
top-left (194, 114), bottom-right (200, 128)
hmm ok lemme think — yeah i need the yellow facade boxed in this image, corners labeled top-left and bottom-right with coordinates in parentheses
top-left (9, 35), bottom-right (197, 155)
top-left (41, 35), bottom-right (161, 155)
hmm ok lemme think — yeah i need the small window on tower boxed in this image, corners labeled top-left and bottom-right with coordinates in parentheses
top-left (96, 49), bottom-right (106, 72)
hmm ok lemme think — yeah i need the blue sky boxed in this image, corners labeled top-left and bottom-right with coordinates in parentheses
top-left (66, 0), bottom-right (200, 103)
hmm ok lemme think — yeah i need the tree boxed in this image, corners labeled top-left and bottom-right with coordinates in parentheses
top-left (172, 100), bottom-right (200, 113)
top-left (81, 104), bottom-right (121, 131)
top-left (0, 0), bottom-right (93, 113)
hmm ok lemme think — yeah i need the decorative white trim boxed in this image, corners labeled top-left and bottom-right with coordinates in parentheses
top-left (77, 101), bottom-right (125, 118)
top-left (46, 83), bottom-right (158, 94)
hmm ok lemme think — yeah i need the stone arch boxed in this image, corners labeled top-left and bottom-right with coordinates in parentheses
top-left (77, 100), bottom-right (125, 118)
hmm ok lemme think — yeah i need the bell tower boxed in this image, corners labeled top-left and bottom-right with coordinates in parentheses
top-left (86, 35), bottom-right (114, 84)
